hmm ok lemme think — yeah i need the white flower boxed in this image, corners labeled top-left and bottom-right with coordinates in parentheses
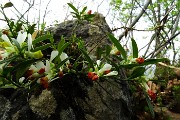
top-left (98, 63), bottom-right (112, 75)
top-left (94, 60), bottom-right (118, 77)
top-left (60, 52), bottom-right (70, 64)
top-left (104, 71), bottom-right (118, 76)
top-left (50, 50), bottom-right (58, 62)
top-left (28, 33), bottom-right (33, 51)
top-left (19, 77), bottom-right (25, 83)
top-left (1, 34), bottom-right (13, 47)
top-left (16, 31), bottom-right (27, 46)
top-left (110, 45), bottom-right (120, 55)
top-left (0, 50), bottom-right (9, 60)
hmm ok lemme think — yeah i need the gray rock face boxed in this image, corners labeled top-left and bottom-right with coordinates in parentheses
top-left (0, 13), bottom-right (134, 120)
top-left (49, 13), bottom-right (112, 59)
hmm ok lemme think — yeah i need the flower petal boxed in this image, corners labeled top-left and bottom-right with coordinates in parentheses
top-left (17, 31), bottom-right (27, 46)
top-left (1, 34), bottom-right (13, 46)
top-left (19, 77), bottom-right (25, 83)
top-left (45, 60), bottom-right (51, 72)
top-left (104, 71), bottom-right (118, 76)
top-left (50, 50), bottom-right (58, 62)
top-left (98, 63), bottom-right (112, 74)
top-left (60, 52), bottom-right (70, 64)
top-left (28, 34), bottom-right (33, 51)
top-left (35, 61), bottom-right (45, 70)
top-left (96, 60), bottom-right (101, 66)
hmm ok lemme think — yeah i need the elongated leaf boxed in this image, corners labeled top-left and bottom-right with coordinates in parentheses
top-left (57, 37), bottom-right (65, 52)
top-left (106, 45), bottom-right (111, 56)
top-left (57, 57), bottom-right (71, 68)
top-left (3, 2), bottom-right (13, 8)
top-left (12, 59), bottom-right (37, 80)
top-left (96, 47), bottom-right (103, 60)
top-left (54, 42), bottom-right (70, 63)
top-left (80, 48), bottom-right (94, 70)
top-left (32, 34), bottom-right (52, 45)
top-left (0, 55), bottom-right (17, 64)
top-left (12, 39), bottom-right (21, 51)
top-left (108, 34), bottom-right (127, 61)
top-left (129, 67), bottom-right (145, 79)
top-left (119, 58), bottom-right (168, 69)
top-left (58, 42), bottom-right (70, 55)
top-left (131, 38), bottom-right (138, 58)
top-left (67, 3), bottom-right (79, 13)
top-left (143, 89), bottom-right (155, 118)
top-left (32, 43), bottom-right (52, 52)
top-left (81, 6), bottom-right (87, 14)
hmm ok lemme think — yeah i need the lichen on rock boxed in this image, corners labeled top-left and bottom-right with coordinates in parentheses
top-left (29, 89), bottom-right (57, 118)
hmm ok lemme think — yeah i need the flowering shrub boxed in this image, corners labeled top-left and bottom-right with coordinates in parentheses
top-left (0, 2), bottom-right (168, 118)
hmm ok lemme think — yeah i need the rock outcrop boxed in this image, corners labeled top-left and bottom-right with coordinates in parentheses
top-left (0, 13), bottom-right (134, 120)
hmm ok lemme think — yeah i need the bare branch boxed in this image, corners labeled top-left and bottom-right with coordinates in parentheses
top-left (118, 0), bottom-right (151, 40)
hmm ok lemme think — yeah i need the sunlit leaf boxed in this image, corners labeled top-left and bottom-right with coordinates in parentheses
top-left (31, 43), bottom-right (52, 52)
top-left (57, 36), bottom-right (65, 51)
top-left (67, 3), bottom-right (79, 13)
top-left (58, 42), bottom-right (70, 55)
top-left (32, 34), bottom-right (52, 45)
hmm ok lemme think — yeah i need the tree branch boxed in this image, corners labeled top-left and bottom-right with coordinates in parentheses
top-left (118, 0), bottom-right (151, 40)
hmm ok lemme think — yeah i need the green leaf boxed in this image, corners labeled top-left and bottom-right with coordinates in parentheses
top-left (80, 48), bottom-right (94, 70)
top-left (0, 55), bottom-right (17, 64)
top-left (28, 24), bottom-right (36, 34)
top-left (54, 42), bottom-right (70, 63)
top-left (67, 3), bottom-right (79, 13)
top-left (106, 45), bottom-right (111, 56)
top-left (32, 34), bottom-right (52, 45)
top-left (57, 37), bottom-right (65, 51)
top-left (131, 38), bottom-right (138, 58)
top-left (120, 58), bottom-right (168, 69)
top-left (12, 39), bottom-right (21, 51)
top-left (57, 57), bottom-right (71, 68)
top-left (143, 58), bottom-right (169, 65)
top-left (143, 89), bottom-right (155, 118)
top-left (129, 67), bottom-right (145, 79)
top-left (31, 43), bottom-right (52, 52)
top-left (0, 84), bottom-right (17, 89)
top-left (108, 34), bottom-right (127, 61)
top-left (96, 47), bottom-right (103, 60)
top-left (58, 42), bottom-right (70, 55)
top-left (12, 59), bottom-right (37, 80)
top-left (81, 6), bottom-right (87, 14)
top-left (3, 2), bottom-right (13, 8)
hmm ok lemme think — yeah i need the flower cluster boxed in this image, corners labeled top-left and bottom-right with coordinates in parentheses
top-left (25, 50), bottom-right (70, 89)
top-left (141, 81), bottom-right (157, 101)
top-left (87, 60), bottom-right (118, 81)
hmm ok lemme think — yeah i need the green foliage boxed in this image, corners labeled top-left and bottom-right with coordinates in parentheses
top-left (0, 2), bottom-right (172, 118)
top-left (131, 38), bottom-right (138, 58)
top-left (108, 34), bottom-right (127, 61)
top-left (67, 3), bottom-right (95, 22)
top-left (3, 2), bottom-right (13, 9)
